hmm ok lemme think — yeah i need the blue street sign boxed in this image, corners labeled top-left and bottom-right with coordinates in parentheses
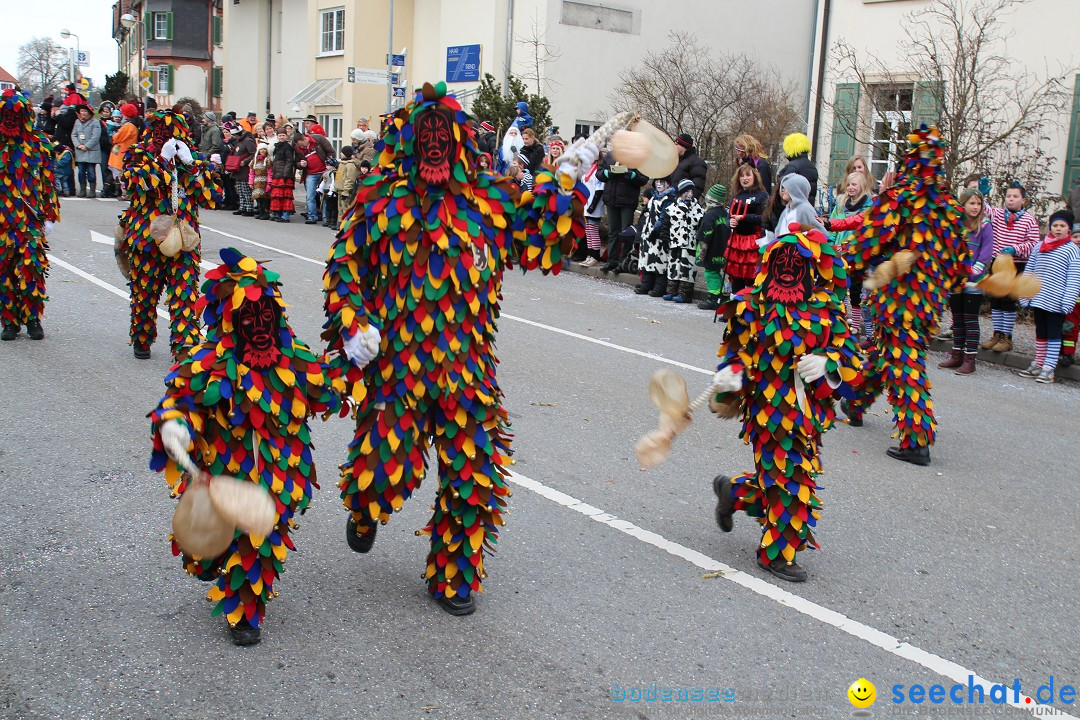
top-left (386, 53), bottom-right (406, 67)
top-left (393, 87), bottom-right (406, 98)
top-left (445, 44), bottom-right (481, 83)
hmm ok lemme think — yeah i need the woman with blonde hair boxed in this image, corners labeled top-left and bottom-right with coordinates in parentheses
top-left (734, 133), bottom-right (773, 193)
top-left (938, 188), bottom-right (994, 375)
top-left (826, 170), bottom-right (874, 338)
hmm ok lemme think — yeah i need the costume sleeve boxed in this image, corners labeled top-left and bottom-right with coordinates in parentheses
top-left (513, 167), bottom-right (587, 273)
top-left (177, 156), bottom-right (223, 210)
top-left (848, 187), bottom-right (902, 276)
top-left (36, 135), bottom-right (60, 223)
top-left (828, 212), bottom-right (865, 232)
top-left (323, 183), bottom-right (379, 351)
top-left (148, 365), bottom-right (206, 493)
top-left (809, 244), bottom-right (863, 400)
top-left (711, 295), bottom-right (753, 411)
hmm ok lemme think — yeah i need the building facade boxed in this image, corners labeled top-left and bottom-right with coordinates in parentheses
top-left (113, 0), bottom-right (224, 110)
top-left (223, 0), bottom-right (818, 151)
top-left (809, 0), bottom-right (1080, 200)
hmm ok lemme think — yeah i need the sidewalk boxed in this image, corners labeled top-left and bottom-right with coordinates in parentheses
top-left (560, 260), bottom-right (1080, 382)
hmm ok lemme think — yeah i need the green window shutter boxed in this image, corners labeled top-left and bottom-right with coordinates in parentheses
top-left (1063, 74), bottom-right (1080, 197)
top-left (167, 64), bottom-right (174, 93)
top-left (829, 82), bottom-right (861, 187)
top-left (144, 12), bottom-right (152, 43)
top-left (911, 81), bottom-right (943, 130)
top-left (212, 16), bottom-right (222, 46)
top-left (165, 12), bottom-right (174, 41)
top-left (212, 67), bottom-right (223, 97)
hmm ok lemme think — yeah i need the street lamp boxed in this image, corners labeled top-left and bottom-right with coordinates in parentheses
top-left (60, 29), bottom-right (79, 85)
top-left (119, 13), bottom-right (143, 97)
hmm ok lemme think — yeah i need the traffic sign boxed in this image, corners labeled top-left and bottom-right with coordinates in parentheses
top-left (78, 77), bottom-right (91, 92)
top-left (352, 67), bottom-right (390, 85)
top-left (139, 77), bottom-right (152, 92)
top-left (446, 44), bottom-right (481, 83)
top-left (393, 86), bottom-right (405, 98)
top-left (347, 66), bottom-right (355, 83)
top-left (386, 53), bottom-right (405, 67)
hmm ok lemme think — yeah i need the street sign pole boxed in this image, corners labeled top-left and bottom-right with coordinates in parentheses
top-left (386, 0), bottom-right (394, 114)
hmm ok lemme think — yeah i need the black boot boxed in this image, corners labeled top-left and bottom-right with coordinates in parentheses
top-left (437, 593), bottom-right (476, 616)
top-left (634, 272), bottom-right (656, 295)
top-left (227, 618), bottom-right (261, 646)
top-left (648, 276), bottom-right (668, 298)
top-left (713, 475), bottom-right (735, 532)
top-left (133, 343), bottom-right (151, 359)
top-left (25, 320), bottom-right (43, 340)
top-left (839, 399), bottom-right (863, 427)
top-left (757, 558), bottom-right (807, 583)
top-left (1, 323), bottom-right (18, 341)
top-left (674, 281), bottom-right (694, 303)
top-left (697, 294), bottom-right (721, 311)
top-left (87, 183), bottom-right (96, 199)
top-left (886, 445), bottom-right (931, 466)
top-left (346, 517), bottom-right (378, 553)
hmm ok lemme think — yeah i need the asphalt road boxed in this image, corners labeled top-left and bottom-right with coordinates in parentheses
top-left (1, 197), bottom-right (1077, 720)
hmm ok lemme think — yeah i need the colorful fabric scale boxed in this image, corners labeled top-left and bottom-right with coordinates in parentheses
top-left (150, 248), bottom-right (349, 629)
top-left (119, 111), bottom-right (221, 354)
top-left (0, 89), bottom-right (59, 327)
top-left (844, 126), bottom-right (967, 449)
top-left (323, 82), bottom-right (586, 602)
top-left (714, 229), bottom-right (862, 566)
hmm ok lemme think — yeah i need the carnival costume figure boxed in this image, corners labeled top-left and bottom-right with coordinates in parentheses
top-left (119, 107), bottom-right (221, 359)
top-left (838, 127), bottom-right (967, 467)
top-left (1, 88), bottom-right (59, 341)
top-left (151, 247), bottom-right (350, 645)
top-left (323, 82), bottom-right (591, 615)
top-left (712, 225), bottom-right (862, 582)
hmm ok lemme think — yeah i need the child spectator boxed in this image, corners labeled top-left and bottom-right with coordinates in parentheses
top-left (334, 146), bottom-right (358, 227)
top-left (509, 154), bottom-right (533, 192)
top-left (827, 171), bottom-right (874, 338)
top-left (579, 154), bottom-right (605, 267)
top-left (249, 144), bottom-right (271, 220)
top-left (696, 184), bottom-right (730, 310)
top-left (268, 128), bottom-right (297, 222)
top-left (938, 189), bottom-right (994, 375)
top-left (319, 165), bottom-right (337, 228)
top-left (662, 178), bottom-right (705, 303)
top-left (726, 164), bottom-right (769, 294)
top-left (1060, 220), bottom-right (1080, 368)
top-left (53, 144), bottom-right (75, 197)
top-left (1016, 209), bottom-right (1080, 383)
top-left (635, 177), bottom-right (676, 297)
top-left (983, 182), bottom-right (1041, 353)
top-left (511, 101), bottom-right (533, 130)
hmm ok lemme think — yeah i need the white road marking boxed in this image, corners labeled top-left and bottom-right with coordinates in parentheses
top-left (48, 255), bottom-right (166, 320)
top-left (46, 251), bottom-right (1074, 719)
top-left (506, 468), bottom-right (1075, 719)
top-left (198, 225), bottom-right (713, 375)
top-left (87, 230), bottom-right (214, 273)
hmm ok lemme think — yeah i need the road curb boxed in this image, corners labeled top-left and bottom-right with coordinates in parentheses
top-left (559, 261), bottom-right (1080, 381)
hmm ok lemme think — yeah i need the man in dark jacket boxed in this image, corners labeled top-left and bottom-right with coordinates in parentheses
top-left (671, 133), bottom-right (708, 197)
top-left (598, 153), bottom-right (649, 271)
top-left (764, 132), bottom-right (820, 233)
top-left (52, 105), bottom-right (77, 150)
top-left (519, 128), bottom-right (546, 175)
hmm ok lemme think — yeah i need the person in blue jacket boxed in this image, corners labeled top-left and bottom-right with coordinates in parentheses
top-left (511, 101), bottom-right (533, 130)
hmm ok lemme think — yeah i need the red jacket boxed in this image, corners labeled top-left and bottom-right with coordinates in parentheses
top-left (303, 148), bottom-right (327, 176)
top-left (308, 123), bottom-right (326, 136)
top-left (63, 91), bottom-right (87, 106)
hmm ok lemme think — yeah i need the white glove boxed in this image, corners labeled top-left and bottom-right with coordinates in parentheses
top-left (159, 138), bottom-right (179, 162)
top-left (964, 282), bottom-right (979, 291)
top-left (342, 325), bottom-right (381, 367)
top-left (797, 354), bottom-right (828, 383)
top-left (712, 366), bottom-right (743, 393)
top-left (209, 153), bottom-right (222, 164)
top-left (175, 141), bottom-right (193, 165)
top-left (159, 419), bottom-right (191, 463)
top-left (43, 221), bottom-right (54, 236)
top-left (556, 141), bottom-right (600, 186)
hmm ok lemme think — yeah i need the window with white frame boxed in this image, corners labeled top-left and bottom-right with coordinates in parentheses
top-left (154, 13), bottom-right (169, 40)
top-left (318, 113), bottom-right (344, 153)
top-left (156, 67), bottom-right (170, 94)
top-left (574, 121), bottom-right (603, 139)
top-left (320, 8), bottom-right (345, 54)
top-left (867, 85), bottom-right (913, 181)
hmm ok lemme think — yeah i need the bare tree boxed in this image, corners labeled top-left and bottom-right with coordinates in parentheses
top-left (514, 11), bottom-right (562, 97)
top-left (17, 37), bottom-right (70, 101)
top-left (610, 31), bottom-right (803, 185)
top-left (832, 0), bottom-right (1074, 202)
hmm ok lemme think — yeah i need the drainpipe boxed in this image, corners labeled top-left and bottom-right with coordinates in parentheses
top-left (804, 0), bottom-right (819, 132)
top-left (810, 0), bottom-right (832, 158)
top-left (265, 0), bottom-right (272, 114)
top-left (503, 0), bottom-right (514, 95)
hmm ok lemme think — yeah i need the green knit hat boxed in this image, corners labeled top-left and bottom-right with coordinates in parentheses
top-left (706, 184), bottom-right (727, 204)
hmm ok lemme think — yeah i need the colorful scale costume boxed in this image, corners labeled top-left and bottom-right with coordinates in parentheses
top-left (150, 248), bottom-right (349, 635)
top-left (119, 109), bottom-right (221, 356)
top-left (0, 88), bottom-right (59, 336)
top-left (714, 227), bottom-right (862, 574)
top-left (843, 127), bottom-right (967, 454)
top-left (323, 82), bottom-right (586, 608)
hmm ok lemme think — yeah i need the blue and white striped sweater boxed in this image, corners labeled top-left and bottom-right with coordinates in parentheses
top-left (1024, 241), bottom-right (1080, 315)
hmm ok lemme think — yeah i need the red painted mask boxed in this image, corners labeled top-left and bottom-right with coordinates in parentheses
top-left (148, 122), bottom-right (172, 154)
top-left (237, 296), bottom-right (281, 368)
top-left (414, 108), bottom-right (456, 184)
top-left (764, 243), bottom-right (811, 304)
top-left (0, 95), bottom-right (27, 138)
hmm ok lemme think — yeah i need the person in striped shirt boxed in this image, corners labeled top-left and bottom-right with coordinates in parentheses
top-left (1060, 221), bottom-right (1080, 368)
top-left (1016, 209), bottom-right (1080, 383)
top-left (981, 183), bottom-right (1041, 353)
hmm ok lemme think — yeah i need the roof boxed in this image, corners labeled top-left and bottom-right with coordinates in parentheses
top-left (0, 66), bottom-right (17, 84)
top-left (287, 78), bottom-right (343, 106)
